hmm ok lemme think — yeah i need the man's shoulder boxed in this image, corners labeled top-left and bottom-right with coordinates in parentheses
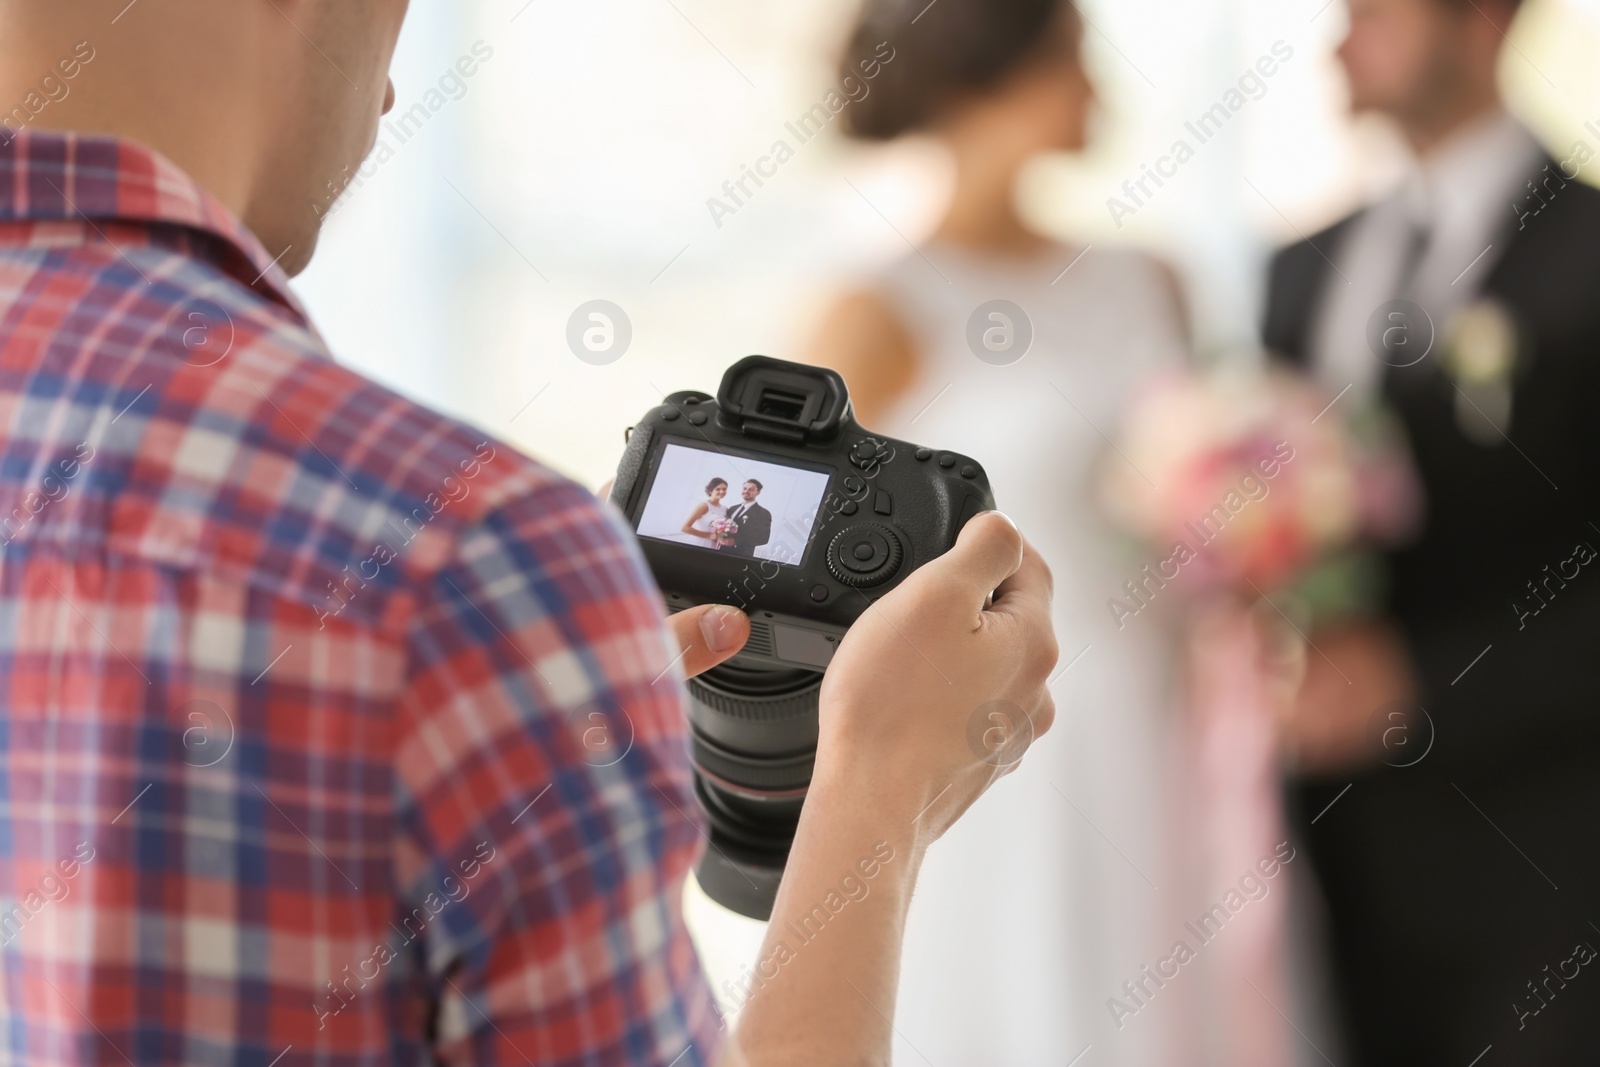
top-left (1261, 208), bottom-right (1362, 364)
top-left (1511, 158), bottom-right (1600, 259)
top-left (72, 251), bottom-right (586, 626)
top-left (1266, 209), bottom-right (1361, 285)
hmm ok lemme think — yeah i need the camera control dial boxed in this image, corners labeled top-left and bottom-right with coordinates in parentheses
top-left (825, 523), bottom-right (905, 588)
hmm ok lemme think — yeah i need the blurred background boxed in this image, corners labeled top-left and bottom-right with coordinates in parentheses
top-left (293, 0), bottom-right (1600, 1063)
top-left (300, 0), bottom-right (1600, 491)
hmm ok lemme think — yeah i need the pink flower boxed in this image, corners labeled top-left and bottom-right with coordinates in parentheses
top-left (1098, 366), bottom-right (1421, 602)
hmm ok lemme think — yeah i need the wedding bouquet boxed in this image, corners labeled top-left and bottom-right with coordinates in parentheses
top-left (1095, 362), bottom-right (1421, 1064)
top-left (708, 517), bottom-right (740, 547)
top-left (1098, 364), bottom-right (1419, 621)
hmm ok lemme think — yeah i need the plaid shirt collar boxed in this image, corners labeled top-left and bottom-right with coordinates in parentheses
top-left (0, 129), bottom-right (306, 318)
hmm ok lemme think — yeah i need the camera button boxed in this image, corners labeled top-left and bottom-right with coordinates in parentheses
top-left (850, 441), bottom-right (878, 464)
top-left (873, 490), bottom-right (892, 516)
top-left (687, 410), bottom-right (709, 425)
top-left (961, 464), bottom-right (978, 479)
top-left (661, 408), bottom-right (680, 421)
top-left (841, 533), bottom-right (887, 571)
top-left (809, 584), bottom-right (829, 602)
top-left (839, 499), bottom-right (859, 515)
top-left (843, 476), bottom-right (865, 494)
top-left (937, 453), bottom-right (956, 468)
top-left (914, 448), bottom-right (932, 461)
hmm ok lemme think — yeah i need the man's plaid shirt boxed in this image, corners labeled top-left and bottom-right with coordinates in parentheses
top-left (0, 131), bottom-right (719, 1066)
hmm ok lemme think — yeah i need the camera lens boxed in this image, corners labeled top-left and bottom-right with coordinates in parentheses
top-left (685, 659), bottom-right (823, 919)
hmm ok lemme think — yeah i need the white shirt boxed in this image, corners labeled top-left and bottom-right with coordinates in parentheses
top-left (1306, 108), bottom-right (1545, 394)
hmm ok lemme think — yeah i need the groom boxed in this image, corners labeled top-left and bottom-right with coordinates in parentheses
top-left (1264, 0), bottom-right (1600, 1061)
top-left (718, 479), bottom-right (772, 557)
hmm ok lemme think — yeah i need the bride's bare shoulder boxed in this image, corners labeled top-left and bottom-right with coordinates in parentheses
top-left (807, 288), bottom-right (916, 426)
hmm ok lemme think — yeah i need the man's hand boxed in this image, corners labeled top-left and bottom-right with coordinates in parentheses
top-left (599, 476), bottom-right (751, 677)
top-left (1279, 619), bottom-right (1418, 775)
top-left (606, 473), bottom-right (1060, 1067)
top-left (732, 511), bottom-right (1058, 1067)
top-left (665, 602), bottom-right (750, 678)
top-left (815, 509), bottom-right (1059, 842)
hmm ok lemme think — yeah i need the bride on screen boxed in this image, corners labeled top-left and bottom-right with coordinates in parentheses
top-left (678, 477), bottom-right (730, 547)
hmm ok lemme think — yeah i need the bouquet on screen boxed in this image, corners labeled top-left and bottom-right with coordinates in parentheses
top-left (708, 517), bottom-right (740, 549)
top-left (1097, 364), bottom-right (1419, 624)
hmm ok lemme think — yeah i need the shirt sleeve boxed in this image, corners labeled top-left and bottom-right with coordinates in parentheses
top-left (394, 477), bottom-right (722, 1066)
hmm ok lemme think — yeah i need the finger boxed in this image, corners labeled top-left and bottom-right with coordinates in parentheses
top-left (1029, 691), bottom-right (1057, 740)
top-left (597, 478), bottom-right (615, 502)
top-left (916, 510), bottom-right (1025, 609)
top-left (988, 537), bottom-right (1054, 626)
top-left (666, 603), bottom-right (750, 679)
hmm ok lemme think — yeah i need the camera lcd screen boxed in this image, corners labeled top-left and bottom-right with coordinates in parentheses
top-left (634, 441), bottom-right (834, 566)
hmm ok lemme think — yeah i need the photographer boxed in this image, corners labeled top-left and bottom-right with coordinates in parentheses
top-left (0, 3), bottom-right (1057, 1066)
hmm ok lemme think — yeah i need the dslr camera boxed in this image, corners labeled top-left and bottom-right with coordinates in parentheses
top-left (611, 356), bottom-right (994, 919)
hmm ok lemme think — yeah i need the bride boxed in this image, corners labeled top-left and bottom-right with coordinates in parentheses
top-left (809, 0), bottom-right (1189, 1062)
top-left (679, 477), bottom-right (729, 547)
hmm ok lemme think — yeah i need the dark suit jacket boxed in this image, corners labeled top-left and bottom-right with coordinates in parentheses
top-left (1264, 157), bottom-right (1600, 1065)
top-left (724, 501), bottom-right (771, 557)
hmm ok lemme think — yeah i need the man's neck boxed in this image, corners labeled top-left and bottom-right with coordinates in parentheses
top-left (0, 13), bottom-right (264, 227)
top-left (1404, 93), bottom-right (1504, 160)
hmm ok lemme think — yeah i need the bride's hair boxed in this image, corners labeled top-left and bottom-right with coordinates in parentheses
top-left (704, 477), bottom-right (728, 496)
top-left (840, 0), bottom-right (1076, 141)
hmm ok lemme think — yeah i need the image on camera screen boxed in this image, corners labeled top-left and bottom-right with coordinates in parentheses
top-left (635, 441), bottom-right (833, 565)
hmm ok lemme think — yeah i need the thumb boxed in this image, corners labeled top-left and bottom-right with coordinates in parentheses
top-left (917, 510), bottom-right (1024, 608)
top-left (666, 603), bottom-right (751, 679)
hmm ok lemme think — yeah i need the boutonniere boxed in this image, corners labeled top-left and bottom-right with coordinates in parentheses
top-left (1441, 299), bottom-right (1519, 445)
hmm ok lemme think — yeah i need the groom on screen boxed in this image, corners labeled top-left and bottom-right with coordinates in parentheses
top-left (717, 479), bottom-right (772, 557)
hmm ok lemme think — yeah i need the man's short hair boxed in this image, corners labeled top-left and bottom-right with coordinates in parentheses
top-left (745, 479), bottom-right (763, 492)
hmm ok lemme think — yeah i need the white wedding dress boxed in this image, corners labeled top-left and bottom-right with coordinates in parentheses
top-left (678, 498), bottom-right (727, 547)
top-left (870, 243), bottom-right (1187, 1066)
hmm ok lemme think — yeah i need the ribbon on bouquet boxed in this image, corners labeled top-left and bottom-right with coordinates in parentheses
top-left (1173, 601), bottom-right (1295, 1067)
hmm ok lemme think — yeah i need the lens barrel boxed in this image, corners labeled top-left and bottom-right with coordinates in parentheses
top-left (685, 660), bottom-right (823, 919)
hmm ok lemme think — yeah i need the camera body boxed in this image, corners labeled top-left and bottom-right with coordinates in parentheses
top-left (611, 356), bottom-right (994, 668)
top-left (610, 355), bottom-right (994, 919)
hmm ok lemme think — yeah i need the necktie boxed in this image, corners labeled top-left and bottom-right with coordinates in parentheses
top-left (1382, 214), bottom-right (1435, 400)
top-left (1395, 214), bottom-right (1433, 301)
